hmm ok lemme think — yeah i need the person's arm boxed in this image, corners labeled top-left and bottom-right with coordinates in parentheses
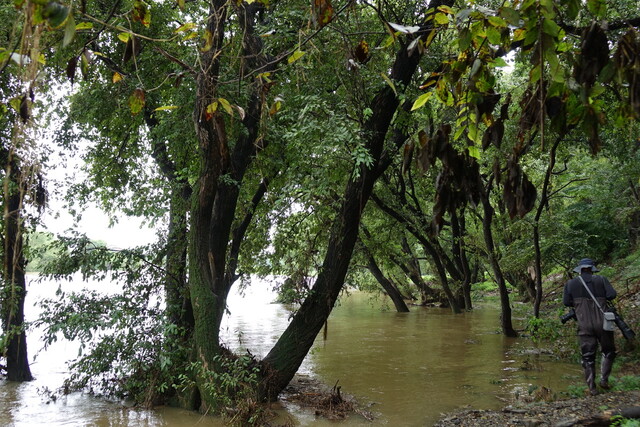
top-left (563, 282), bottom-right (574, 307)
top-left (602, 276), bottom-right (617, 300)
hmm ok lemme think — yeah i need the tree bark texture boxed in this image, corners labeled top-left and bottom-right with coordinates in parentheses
top-left (188, 1), bottom-right (272, 410)
top-left (2, 155), bottom-right (33, 381)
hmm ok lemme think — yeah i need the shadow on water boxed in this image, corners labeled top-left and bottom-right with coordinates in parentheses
top-left (1, 276), bottom-right (581, 426)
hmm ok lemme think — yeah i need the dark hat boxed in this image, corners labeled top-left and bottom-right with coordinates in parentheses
top-left (573, 258), bottom-right (599, 273)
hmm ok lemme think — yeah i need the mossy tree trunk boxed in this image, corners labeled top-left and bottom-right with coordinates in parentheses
top-left (2, 151), bottom-right (33, 382)
top-left (188, 0), bottom-right (273, 410)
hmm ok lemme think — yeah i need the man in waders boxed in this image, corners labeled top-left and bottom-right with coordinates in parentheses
top-left (563, 258), bottom-right (617, 396)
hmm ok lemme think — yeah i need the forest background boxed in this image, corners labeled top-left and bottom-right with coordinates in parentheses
top-left (2, 0), bottom-right (640, 425)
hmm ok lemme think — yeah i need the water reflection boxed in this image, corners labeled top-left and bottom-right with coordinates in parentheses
top-left (0, 276), bottom-right (580, 426)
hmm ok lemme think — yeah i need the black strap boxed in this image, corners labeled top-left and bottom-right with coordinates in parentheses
top-left (578, 275), bottom-right (606, 315)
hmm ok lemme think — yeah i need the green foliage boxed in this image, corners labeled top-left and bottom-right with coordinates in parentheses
top-left (179, 354), bottom-right (266, 426)
top-left (33, 235), bottom-right (186, 405)
top-left (611, 415), bottom-right (640, 427)
top-left (273, 276), bottom-right (309, 304)
top-left (611, 375), bottom-right (640, 392)
top-left (525, 315), bottom-right (561, 343)
top-left (472, 280), bottom-right (498, 292)
top-left (564, 384), bottom-right (587, 398)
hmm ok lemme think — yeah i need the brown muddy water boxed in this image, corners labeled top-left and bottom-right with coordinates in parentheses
top-left (1, 275), bottom-right (582, 426)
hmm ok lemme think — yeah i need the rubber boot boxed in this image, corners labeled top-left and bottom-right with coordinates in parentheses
top-left (582, 360), bottom-right (598, 396)
top-left (599, 355), bottom-right (614, 390)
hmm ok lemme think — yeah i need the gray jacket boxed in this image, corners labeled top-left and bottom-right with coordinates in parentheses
top-left (563, 273), bottom-right (616, 336)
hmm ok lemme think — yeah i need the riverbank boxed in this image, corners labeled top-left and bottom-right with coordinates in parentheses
top-left (433, 389), bottom-right (640, 426)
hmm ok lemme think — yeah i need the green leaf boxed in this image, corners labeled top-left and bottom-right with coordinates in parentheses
top-left (486, 26), bottom-right (502, 45)
top-left (43, 2), bottom-right (69, 29)
top-left (437, 5), bottom-right (455, 14)
top-left (468, 145), bottom-right (481, 159)
top-left (118, 33), bottom-right (130, 43)
top-left (499, 7), bottom-right (521, 27)
top-left (468, 121), bottom-right (478, 141)
top-left (470, 58), bottom-right (482, 78)
top-left (590, 83), bottom-right (605, 98)
top-left (424, 29), bottom-right (438, 49)
top-left (9, 96), bottom-right (22, 113)
top-left (459, 28), bottom-right (472, 50)
top-left (174, 23), bottom-right (196, 33)
top-left (545, 50), bottom-right (564, 82)
top-left (566, 0), bottom-right (580, 19)
top-left (154, 106), bottom-right (179, 111)
top-left (75, 22), bottom-right (93, 31)
top-left (529, 64), bottom-right (541, 83)
top-left (434, 12), bottom-right (449, 25)
top-left (587, 0), bottom-right (606, 18)
top-left (411, 92), bottom-right (433, 111)
top-left (542, 18), bottom-right (560, 37)
top-left (128, 88), bottom-right (145, 115)
top-left (63, 13), bottom-right (75, 47)
top-left (218, 97), bottom-right (233, 115)
top-left (177, 0), bottom-right (185, 10)
top-left (381, 73), bottom-right (397, 96)
top-left (287, 50), bottom-right (305, 64)
top-left (80, 50), bottom-right (89, 79)
top-left (205, 102), bottom-right (218, 120)
top-left (453, 125), bottom-right (466, 141)
top-left (490, 57), bottom-right (508, 68)
top-left (487, 16), bottom-right (507, 28)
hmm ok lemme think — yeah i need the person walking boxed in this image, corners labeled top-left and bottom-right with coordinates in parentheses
top-left (563, 258), bottom-right (617, 396)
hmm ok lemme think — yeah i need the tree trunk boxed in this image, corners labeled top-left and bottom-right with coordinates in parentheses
top-left (2, 159), bottom-right (33, 381)
top-left (533, 136), bottom-right (563, 318)
top-left (451, 209), bottom-right (472, 310)
top-left (365, 251), bottom-right (410, 312)
top-left (479, 183), bottom-right (517, 337)
top-left (165, 190), bottom-right (193, 330)
top-left (258, 1), bottom-right (458, 393)
top-left (370, 194), bottom-right (461, 312)
top-left (187, 1), bottom-right (276, 411)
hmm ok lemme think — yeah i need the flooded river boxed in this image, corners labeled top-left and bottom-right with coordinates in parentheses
top-left (1, 276), bottom-right (581, 426)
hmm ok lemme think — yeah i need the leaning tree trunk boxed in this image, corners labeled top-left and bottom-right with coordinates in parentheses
top-left (258, 0), bottom-right (457, 393)
top-left (365, 251), bottom-right (410, 313)
top-left (144, 107), bottom-right (194, 334)
top-left (2, 160), bottom-right (33, 381)
top-left (370, 194), bottom-right (462, 312)
top-left (259, 158), bottom-right (388, 400)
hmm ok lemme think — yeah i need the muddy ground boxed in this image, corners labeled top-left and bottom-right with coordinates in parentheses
top-left (432, 390), bottom-right (640, 426)
top-left (280, 368), bottom-right (640, 426)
